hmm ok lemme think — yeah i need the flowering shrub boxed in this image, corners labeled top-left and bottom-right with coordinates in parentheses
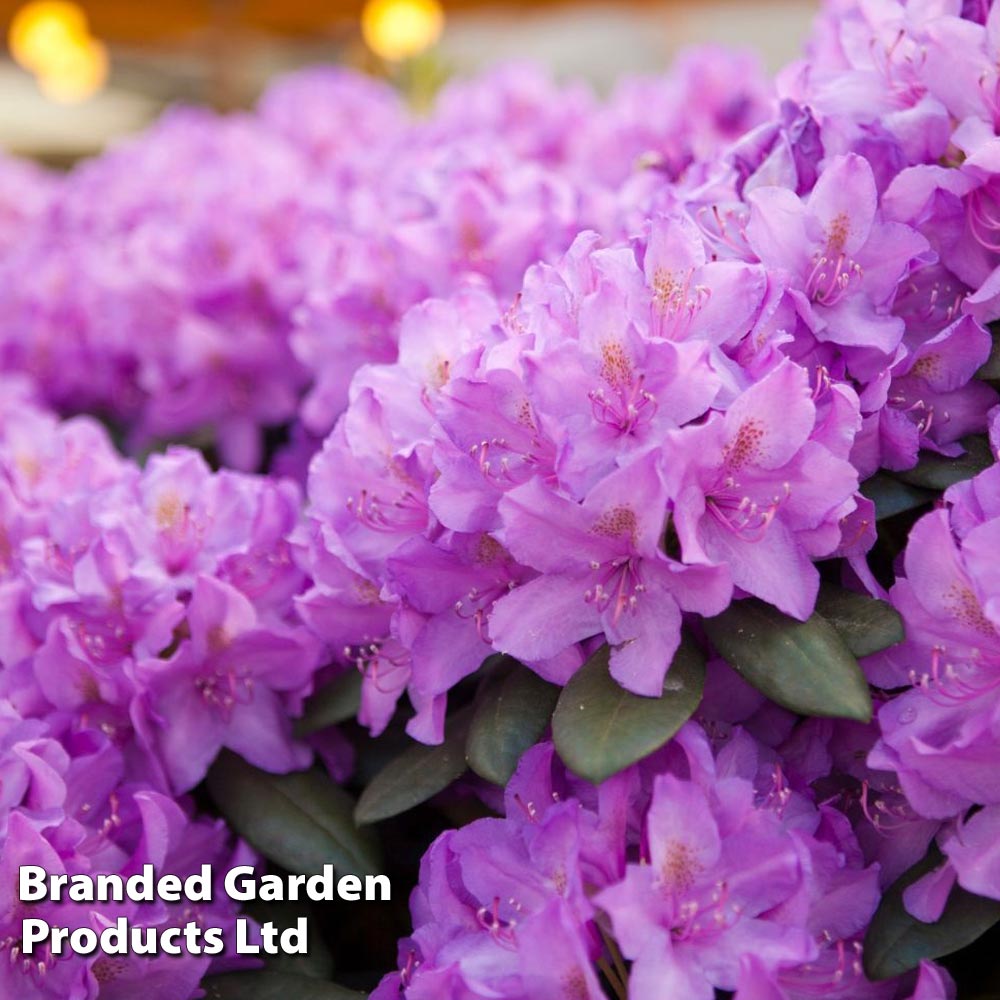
top-left (0, 153), bottom-right (56, 255)
top-left (0, 54), bottom-right (771, 471)
top-left (372, 729), bottom-right (935, 1000)
top-left (0, 379), bottom-right (321, 997)
top-left (3, 0), bottom-right (1000, 997)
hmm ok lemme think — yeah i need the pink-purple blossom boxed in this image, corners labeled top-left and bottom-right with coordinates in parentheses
top-left (2, 0), bottom-right (1000, 995)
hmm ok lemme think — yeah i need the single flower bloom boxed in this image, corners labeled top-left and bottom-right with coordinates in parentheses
top-left (136, 575), bottom-right (318, 792)
top-left (667, 359), bottom-right (860, 620)
top-left (747, 153), bottom-right (929, 356)
top-left (489, 452), bottom-right (730, 695)
top-left (597, 773), bottom-right (815, 999)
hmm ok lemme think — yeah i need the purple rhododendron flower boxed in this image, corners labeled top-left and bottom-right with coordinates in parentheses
top-left (374, 721), bottom-right (940, 999)
top-left (0, 384), bottom-right (325, 994)
top-left (3, 0), bottom-right (1000, 995)
top-left (666, 359), bottom-right (860, 619)
top-left (297, 215), bottom-right (870, 734)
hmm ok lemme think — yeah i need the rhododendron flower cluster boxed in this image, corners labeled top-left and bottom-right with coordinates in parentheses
top-left (296, 218), bottom-right (881, 738)
top-left (0, 756), bottom-right (253, 1000)
top-left (0, 153), bottom-right (56, 256)
top-left (0, 380), bottom-right (319, 997)
top-left (0, 52), bottom-right (771, 470)
top-left (866, 409), bottom-right (1000, 914)
top-left (293, 0), bottom-right (1000, 742)
top-left (374, 727), bottom-right (954, 1000)
top-left (0, 380), bottom-right (323, 793)
top-left (2, 0), bottom-right (1000, 996)
top-left (0, 111), bottom-right (321, 470)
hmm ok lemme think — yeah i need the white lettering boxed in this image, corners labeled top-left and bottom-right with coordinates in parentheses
top-left (20, 919), bottom-right (50, 954)
top-left (18, 866), bottom-right (48, 902)
top-left (225, 865), bottom-right (257, 902)
top-left (338, 874), bottom-right (362, 901)
top-left (235, 917), bottom-right (260, 953)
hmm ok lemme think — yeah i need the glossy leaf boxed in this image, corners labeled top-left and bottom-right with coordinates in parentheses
top-left (355, 709), bottom-right (471, 825)
top-left (466, 663), bottom-right (559, 785)
top-left (864, 849), bottom-right (1000, 980)
top-left (703, 598), bottom-right (872, 722)
top-left (245, 899), bottom-right (334, 981)
top-left (551, 637), bottom-right (705, 784)
top-left (860, 472), bottom-right (934, 521)
top-left (295, 671), bottom-right (362, 737)
top-left (207, 752), bottom-right (380, 877)
top-left (814, 583), bottom-right (905, 657)
top-left (895, 435), bottom-right (993, 492)
top-left (203, 972), bottom-right (365, 1000)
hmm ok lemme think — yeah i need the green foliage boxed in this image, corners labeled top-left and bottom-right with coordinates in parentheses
top-left (355, 709), bottom-right (471, 825)
top-left (864, 849), bottom-right (1000, 980)
top-left (860, 472), bottom-right (935, 520)
top-left (295, 672), bottom-right (363, 737)
top-left (207, 752), bottom-right (380, 878)
top-left (466, 662), bottom-right (559, 785)
top-left (703, 598), bottom-right (872, 722)
top-left (814, 583), bottom-right (904, 657)
top-left (552, 637), bottom-right (705, 784)
top-left (895, 435), bottom-right (993, 491)
top-left (202, 971), bottom-right (365, 1000)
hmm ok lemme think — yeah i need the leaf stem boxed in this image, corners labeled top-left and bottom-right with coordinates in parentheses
top-left (597, 957), bottom-right (627, 1000)
top-left (597, 923), bottom-right (629, 1000)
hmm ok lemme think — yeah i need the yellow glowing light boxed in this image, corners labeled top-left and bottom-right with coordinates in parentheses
top-left (9, 1), bottom-right (89, 70)
top-left (8, 1), bottom-right (107, 104)
top-left (361, 0), bottom-right (444, 62)
top-left (36, 36), bottom-right (108, 103)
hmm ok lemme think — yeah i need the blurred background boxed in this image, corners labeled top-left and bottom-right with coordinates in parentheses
top-left (0, 0), bottom-right (819, 164)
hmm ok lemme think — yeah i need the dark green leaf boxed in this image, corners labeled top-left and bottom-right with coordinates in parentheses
top-left (245, 899), bottom-right (334, 980)
top-left (977, 327), bottom-right (1000, 380)
top-left (355, 709), bottom-right (471, 825)
top-left (295, 672), bottom-right (362, 737)
top-left (202, 971), bottom-right (365, 1000)
top-left (351, 718), bottom-right (415, 787)
top-left (864, 848), bottom-right (1000, 980)
top-left (860, 472), bottom-right (934, 521)
top-left (466, 662), bottom-right (559, 785)
top-left (703, 598), bottom-right (872, 722)
top-left (207, 752), bottom-right (380, 877)
top-left (814, 583), bottom-right (905, 657)
top-left (895, 435), bottom-right (993, 491)
top-left (551, 637), bottom-right (705, 784)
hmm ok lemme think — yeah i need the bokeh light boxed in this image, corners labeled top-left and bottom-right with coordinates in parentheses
top-left (8, 1), bottom-right (107, 103)
top-left (361, 0), bottom-right (445, 63)
top-left (35, 36), bottom-right (108, 103)
top-left (9, 1), bottom-right (88, 69)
